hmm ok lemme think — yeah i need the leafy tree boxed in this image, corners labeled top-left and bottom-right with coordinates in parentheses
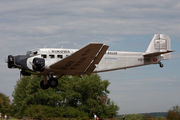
top-left (11, 74), bottom-right (119, 118)
top-left (155, 116), bottom-right (165, 120)
top-left (141, 114), bottom-right (153, 120)
top-left (0, 92), bottom-right (11, 117)
top-left (131, 116), bottom-right (137, 120)
top-left (166, 105), bottom-right (180, 120)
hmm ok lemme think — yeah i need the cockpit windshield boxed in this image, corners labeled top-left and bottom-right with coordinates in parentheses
top-left (26, 51), bottom-right (38, 57)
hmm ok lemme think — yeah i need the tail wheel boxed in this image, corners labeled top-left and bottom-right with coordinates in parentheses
top-left (159, 63), bottom-right (164, 68)
top-left (158, 62), bottom-right (164, 68)
top-left (40, 80), bottom-right (49, 90)
top-left (48, 77), bottom-right (58, 88)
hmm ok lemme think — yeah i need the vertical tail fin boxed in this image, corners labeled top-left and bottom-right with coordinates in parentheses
top-left (145, 34), bottom-right (173, 60)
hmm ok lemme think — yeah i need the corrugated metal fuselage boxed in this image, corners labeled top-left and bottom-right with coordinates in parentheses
top-left (94, 51), bottom-right (157, 73)
top-left (24, 49), bottom-right (160, 76)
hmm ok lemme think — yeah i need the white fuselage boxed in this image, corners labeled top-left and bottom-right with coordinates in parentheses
top-left (26, 48), bottom-right (158, 75)
top-left (94, 51), bottom-right (145, 72)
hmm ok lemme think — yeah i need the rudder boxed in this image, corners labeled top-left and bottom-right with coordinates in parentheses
top-left (145, 34), bottom-right (172, 60)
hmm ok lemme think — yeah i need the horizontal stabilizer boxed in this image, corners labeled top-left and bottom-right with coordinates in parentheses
top-left (143, 50), bottom-right (174, 56)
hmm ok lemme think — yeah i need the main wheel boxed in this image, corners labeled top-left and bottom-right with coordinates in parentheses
top-left (40, 80), bottom-right (49, 90)
top-left (48, 77), bottom-right (58, 88)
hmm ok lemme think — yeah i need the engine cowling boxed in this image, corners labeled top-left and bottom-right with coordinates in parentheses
top-left (7, 55), bottom-right (15, 68)
top-left (32, 58), bottom-right (45, 72)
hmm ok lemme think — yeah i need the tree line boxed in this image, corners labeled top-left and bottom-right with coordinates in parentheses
top-left (1, 74), bottom-right (179, 119)
top-left (0, 74), bottom-right (119, 119)
top-left (0, 92), bottom-right (11, 118)
top-left (117, 105), bottom-right (180, 120)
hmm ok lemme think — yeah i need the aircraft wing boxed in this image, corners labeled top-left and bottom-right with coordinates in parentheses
top-left (143, 50), bottom-right (174, 56)
top-left (50, 43), bottom-right (109, 75)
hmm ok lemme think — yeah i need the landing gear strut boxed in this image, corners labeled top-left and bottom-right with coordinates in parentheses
top-left (158, 62), bottom-right (164, 68)
top-left (40, 76), bottom-right (58, 90)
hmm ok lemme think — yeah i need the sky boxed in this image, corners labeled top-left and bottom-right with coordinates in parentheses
top-left (0, 0), bottom-right (180, 115)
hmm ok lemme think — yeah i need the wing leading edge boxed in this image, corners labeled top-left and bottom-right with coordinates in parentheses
top-left (50, 43), bottom-right (109, 75)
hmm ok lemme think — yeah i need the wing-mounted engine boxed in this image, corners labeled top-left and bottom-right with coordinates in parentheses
top-left (32, 58), bottom-right (45, 72)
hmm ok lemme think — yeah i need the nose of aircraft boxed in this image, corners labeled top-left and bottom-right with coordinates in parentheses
top-left (7, 55), bottom-right (15, 68)
top-left (7, 55), bottom-right (28, 69)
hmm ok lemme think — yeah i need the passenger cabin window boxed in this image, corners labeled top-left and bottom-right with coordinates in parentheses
top-left (41, 54), bottom-right (47, 58)
top-left (49, 55), bottom-right (55, 58)
top-left (57, 55), bottom-right (63, 59)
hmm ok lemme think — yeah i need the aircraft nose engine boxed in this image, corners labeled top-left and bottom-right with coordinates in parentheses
top-left (7, 55), bottom-right (28, 69)
top-left (7, 55), bottom-right (15, 68)
top-left (32, 58), bottom-right (45, 72)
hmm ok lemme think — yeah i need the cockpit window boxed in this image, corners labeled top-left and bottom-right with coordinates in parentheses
top-left (33, 51), bottom-right (38, 55)
top-left (26, 51), bottom-right (32, 56)
top-left (26, 51), bottom-right (38, 57)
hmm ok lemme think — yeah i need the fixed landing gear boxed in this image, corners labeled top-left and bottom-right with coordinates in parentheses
top-left (40, 80), bottom-right (49, 89)
top-left (48, 77), bottom-right (58, 88)
top-left (158, 62), bottom-right (164, 68)
top-left (40, 77), bottom-right (58, 90)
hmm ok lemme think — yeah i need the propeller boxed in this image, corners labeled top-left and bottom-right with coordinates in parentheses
top-left (20, 71), bottom-right (22, 79)
top-left (5, 58), bottom-right (8, 63)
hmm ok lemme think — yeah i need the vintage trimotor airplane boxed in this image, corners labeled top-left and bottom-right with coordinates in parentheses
top-left (7, 34), bottom-right (174, 89)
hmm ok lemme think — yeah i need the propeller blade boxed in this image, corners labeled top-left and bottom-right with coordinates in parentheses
top-left (20, 71), bottom-right (22, 79)
top-left (5, 58), bottom-right (8, 63)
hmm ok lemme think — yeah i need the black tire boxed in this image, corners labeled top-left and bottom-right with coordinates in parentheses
top-left (40, 80), bottom-right (49, 90)
top-left (48, 77), bottom-right (58, 88)
top-left (160, 63), bottom-right (164, 68)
